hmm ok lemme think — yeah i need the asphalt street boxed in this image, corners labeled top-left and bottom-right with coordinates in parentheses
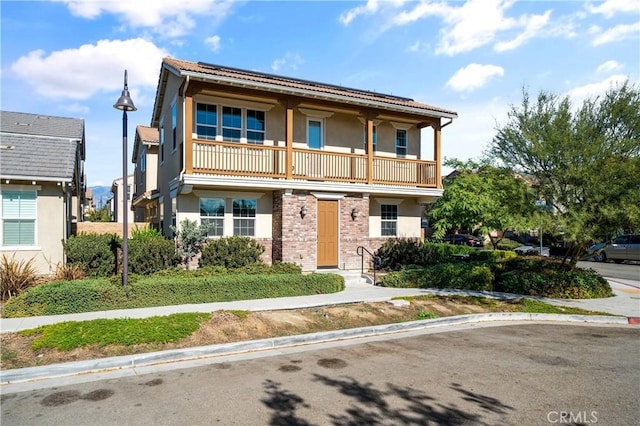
top-left (2, 323), bottom-right (638, 426)
top-left (577, 260), bottom-right (640, 282)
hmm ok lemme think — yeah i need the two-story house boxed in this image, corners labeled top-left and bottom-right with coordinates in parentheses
top-left (132, 125), bottom-right (160, 225)
top-left (0, 111), bottom-right (86, 274)
top-left (110, 174), bottom-right (134, 224)
top-left (150, 57), bottom-right (457, 271)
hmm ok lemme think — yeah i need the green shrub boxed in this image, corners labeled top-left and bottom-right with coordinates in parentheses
top-left (230, 262), bottom-right (302, 275)
top-left (128, 235), bottom-right (180, 275)
top-left (374, 240), bottom-right (476, 271)
top-left (497, 268), bottom-right (612, 299)
top-left (495, 238), bottom-right (522, 250)
top-left (63, 233), bottom-right (120, 277)
top-left (469, 250), bottom-right (517, 263)
top-left (200, 236), bottom-right (265, 269)
top-left (131, 224), bottom-right (163, 239)
top-left (2, 273), bottom-right (344, 318)
top-left (380, 263), bottom-right (494, 292)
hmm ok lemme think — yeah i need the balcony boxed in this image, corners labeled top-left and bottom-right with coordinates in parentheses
top-left (190, 139), bottom-right (438, 188)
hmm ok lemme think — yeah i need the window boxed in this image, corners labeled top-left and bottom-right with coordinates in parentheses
top-left (127, 185), bottom-right (132, 200)
top-left (381, 204), bottom-right (397, 237)
top-left (171, 197), bottom-right (177, 229)
top-left (196, 103), bottom-right (217, 140)
top-left (308, 119), bottom-right (323, 149)
top-left (363, 125), bottom-right (377, 152)
top-left (2, 190), bottom-right (36, 246)
top-left (233, 199), bottom-right (256, 236)
top-left (222, 107), bottom-right (242, 142)
top-left (200, 198), bottom-right (224, 236)
top-left (246, 109), bottom-right (265, 144)
top-left (140, 147), bottom-right (146, 172)
top-left (171, 101), bottom-right (178, 151)
top-left (395, 129), bottom-right (407, 157)
top-left (159, 121), bottom-right (165, 163)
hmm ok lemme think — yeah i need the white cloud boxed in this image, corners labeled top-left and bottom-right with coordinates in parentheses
top-left (596, 60), bottom-right (623, 74)
top-left (271, 52), bottom-right (305, 73)
top-left (62, 103), bottom-right (90, 114)
top-left (586, 0), bottom-right (639, 18)
top-left (565, 74), bottom-right (630, 105)
top-left (408, 40), bottom-right (430, 52)
top-left (494, 10), bottom-right (551, 52)
top-left (205, 35), bottom-right (222, 52)
top-left (339, 0), bottom-right (381, 26)
top-left (54, 0), bottom-right (235, 37)
top-left (10, 38), bottom-right (168, 100)
top-left (445, 64), bottom-right (505, 92)
top-left (592, 21), bottom-right (640, 46)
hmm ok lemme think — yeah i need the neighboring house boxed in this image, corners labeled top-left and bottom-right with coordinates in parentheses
top-left (0, 110), bottom-right (86, 274)
top-left (132, 125), bottom-right (160, 226)
top-left (110, 174), bottom-right (134, 224)
top-left (149, 57), bottom-right (457, 270)
top-left (83, 188), bottom-right (95, 219)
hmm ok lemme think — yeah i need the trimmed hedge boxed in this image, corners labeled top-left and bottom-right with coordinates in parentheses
top-left (63, 233), bottom-right (119, 277)
top-left (2, 273), bottom-right (344, 318)
top-left (128, 236), bottom-right (180, 275)
top-left (381, 263), bottom-right (494, 292)
top-left (199, 236), bottom-right (265, 269)
top-left (375, 239), bottom-right (477, 271)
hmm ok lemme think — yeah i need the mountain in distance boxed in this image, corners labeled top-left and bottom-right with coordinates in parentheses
top-left (89, 186), bottom-right (112, 209)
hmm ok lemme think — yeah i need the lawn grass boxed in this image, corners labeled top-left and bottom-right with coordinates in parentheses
top-left (20, 313), bottom-right (210, 351)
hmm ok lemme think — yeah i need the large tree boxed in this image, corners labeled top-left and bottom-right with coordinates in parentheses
top-left (489, 81), bottom-right (640, 265)
top-left (427, 160), bottom-right (536, 249)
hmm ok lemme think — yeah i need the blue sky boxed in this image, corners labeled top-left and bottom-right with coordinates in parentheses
top-left (2, 0), bottom-right (638, 187)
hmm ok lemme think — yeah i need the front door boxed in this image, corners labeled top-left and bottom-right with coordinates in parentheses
top-left (317, 200), bottom-right (338, 268)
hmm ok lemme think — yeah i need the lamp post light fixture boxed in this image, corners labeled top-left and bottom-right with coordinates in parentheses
top-left (113, 70), bottom-right (137, 286)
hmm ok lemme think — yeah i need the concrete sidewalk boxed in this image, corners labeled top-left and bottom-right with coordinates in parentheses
top-left (1, 274), bottom-right (638, 333)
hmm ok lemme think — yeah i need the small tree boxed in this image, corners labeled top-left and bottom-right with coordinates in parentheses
top-left (171, 219), bottom-right (212, 269)
top-left (86, 205), bottom-right (112, 222)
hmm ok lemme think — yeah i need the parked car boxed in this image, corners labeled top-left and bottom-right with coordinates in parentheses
top-left (514, 245), bottom-right (550, 257)
top-left (587, 234), bottom-right (640, 263)
top-left (442, 234), bottom-right (483, 248)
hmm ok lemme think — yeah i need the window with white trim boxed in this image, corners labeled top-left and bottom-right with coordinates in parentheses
top-left (140, 147), bottom-right (146, 172)
top-left (196, 103), bottom-right (217, 140)
top-left (246, 109), bottom-right (265, 144)
top-left (395, 129), bottom-right (407, 157)
top-left (222, 106), bottom-right (242, 142)
top-left (381, 204), bottom-right (397, 237)
top-left (233, 199), bottom-right (256, 236)
top-left (159, 120), bottom-right (165, 163)
top-left (200, 198), bottom-right (224, 237)
top-left (1, 190), bottom-right (36, 246)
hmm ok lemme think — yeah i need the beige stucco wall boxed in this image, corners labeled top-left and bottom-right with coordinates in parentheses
top-left (0, 183), bottom-right (66, 275)
top-left (176, 189), bottom-right (273, 238)
top-left (368, 197), bottom-right (421, 238)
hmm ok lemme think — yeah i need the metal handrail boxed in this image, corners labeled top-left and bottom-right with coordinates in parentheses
top-left (356, 246), bottom-right (380, 285)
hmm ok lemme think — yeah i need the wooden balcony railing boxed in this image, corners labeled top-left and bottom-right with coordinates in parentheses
top-left (191, 139), bottom-right (437, 187)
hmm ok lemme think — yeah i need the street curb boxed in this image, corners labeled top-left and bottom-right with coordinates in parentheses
top-left (0, 313), bottom-right (630, 386)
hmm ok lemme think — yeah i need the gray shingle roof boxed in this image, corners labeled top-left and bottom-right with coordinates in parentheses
top-left (1, 111), bottom-right (84, 139)
top-left (0, 133), bottom-right (78, 181)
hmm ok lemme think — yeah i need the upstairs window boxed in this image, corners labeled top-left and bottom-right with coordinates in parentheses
top-left (1, 190), bottom-right (36, 246)
top-left (200, 198), bottom-right (224, 237)
top-left (140, 147), bottom-right (147, 172)
top-left (222, 107), bottom-right (242, 142)
top-left (246, 110), bottom-right (265, 144)
top-left (171, 101), bottom-right (178, 151)
top-left (395, 129), bottom-right (407, 157)
top-left (233, 199), bottom-right (256, 236)
top-left (196, 103), bottom-right (217, 140)
top-left (381, 204), bottom-right (397, 237)
top-left (159, 122), bottom-right (165, 163)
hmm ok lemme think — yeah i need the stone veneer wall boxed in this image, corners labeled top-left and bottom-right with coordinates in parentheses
top-left (280, 190), bottom-right (317, 271)
top-left (339, 194), bottom-right (370, 270)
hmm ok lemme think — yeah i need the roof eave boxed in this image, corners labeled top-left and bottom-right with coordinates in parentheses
top-left (180, 70), bottom-right (458, 120)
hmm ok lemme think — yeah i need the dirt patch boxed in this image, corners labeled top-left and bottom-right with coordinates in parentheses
top-left (1, 296), bottom-right (527, 370)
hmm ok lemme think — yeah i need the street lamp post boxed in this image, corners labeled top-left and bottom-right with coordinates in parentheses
top-left (113, 70), bottom-right (137, 286)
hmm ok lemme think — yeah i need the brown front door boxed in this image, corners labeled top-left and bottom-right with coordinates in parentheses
top-left (317, 200), bottom-right (338, 268)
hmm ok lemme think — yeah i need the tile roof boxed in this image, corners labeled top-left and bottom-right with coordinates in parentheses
top-left (162, 57), bottom-right (457, 118)
top-left (0, 133), bottom-right (77, 181)
top-left (1, 111), bottom-right (84, 140)
top-left (136, 125), bottom-right (159, 144)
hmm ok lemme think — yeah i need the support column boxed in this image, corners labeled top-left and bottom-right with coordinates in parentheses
top-left (286, 105), bottom-right (294, 180)
top-left (185, 94), bottom-right (193, 174)
top-left (433, 119), bottom-right (442, 189)
top-left (366, 118), bottom-right (374, 185)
